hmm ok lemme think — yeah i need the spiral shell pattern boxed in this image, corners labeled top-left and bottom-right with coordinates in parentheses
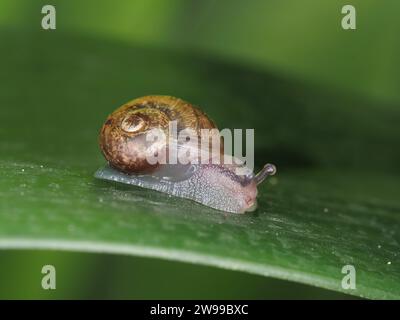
top-left (99, 95), bottom-right (218, 173)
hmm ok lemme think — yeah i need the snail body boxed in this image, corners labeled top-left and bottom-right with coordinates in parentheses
top-left (95, 95), bottom-right (276, 214)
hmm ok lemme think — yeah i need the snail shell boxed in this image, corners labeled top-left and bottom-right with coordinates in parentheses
top-left (99, 95), bottom-right (219, 174)
top-left (95, 95), bottom-right (276, 214)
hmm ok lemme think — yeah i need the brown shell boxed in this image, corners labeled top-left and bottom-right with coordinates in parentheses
top-left (99, 95), bottom-right (219, 174)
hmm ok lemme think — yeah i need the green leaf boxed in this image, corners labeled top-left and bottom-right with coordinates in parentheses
top-left (0, 30), bottom-right (399, 299)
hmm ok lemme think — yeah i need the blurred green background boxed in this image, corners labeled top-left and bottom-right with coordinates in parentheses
top-left (0, 0), bottom-right (399, 299)
top-left (1, 0), bottom-right (399, 103)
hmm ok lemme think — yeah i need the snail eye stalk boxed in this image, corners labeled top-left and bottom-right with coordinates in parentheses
top-left (255, 163), bottom-right (276, 185)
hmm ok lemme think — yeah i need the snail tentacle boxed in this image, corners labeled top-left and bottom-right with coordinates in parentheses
top-left (255, 163), bottom-right (276, 185)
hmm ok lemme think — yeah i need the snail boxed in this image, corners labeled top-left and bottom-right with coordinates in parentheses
top-left (95, 95), bottom-right (276, 213)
